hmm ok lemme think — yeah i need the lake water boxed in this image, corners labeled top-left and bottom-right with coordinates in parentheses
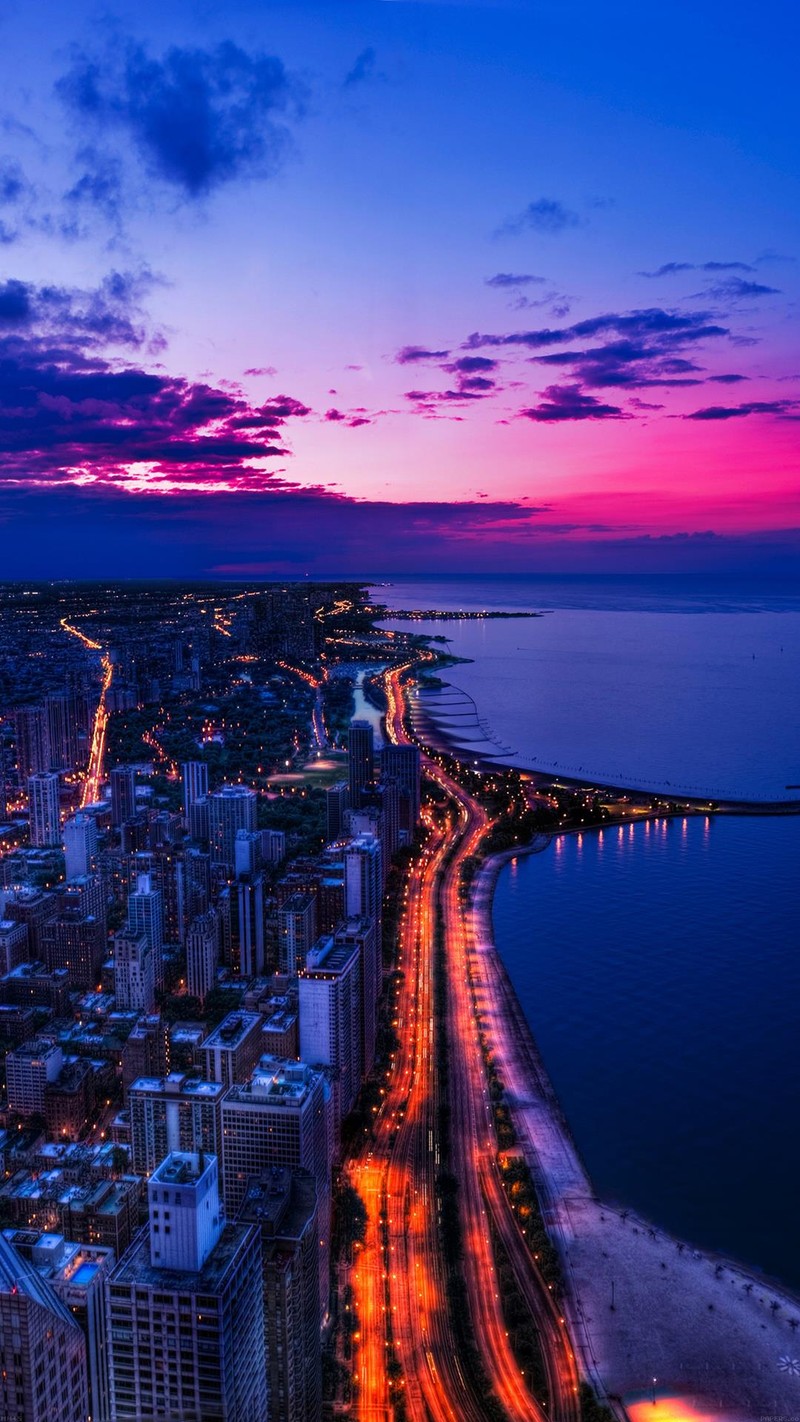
top-left (373, 575), bottom-right (800, 1289)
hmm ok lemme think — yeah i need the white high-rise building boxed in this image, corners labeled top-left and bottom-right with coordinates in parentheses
top-left (107, 1152), bottom-right (266, 1422)
top-left (114, 929), bottom-right (154, 1012)
top-left (63, 812), bottom-right (97, 880)
top-left (127, 873), bottom-right (164, 989)
top-left (28, 772), bottom-right (60, 847)
top-left (299, 934), bottom-right (361, 1131)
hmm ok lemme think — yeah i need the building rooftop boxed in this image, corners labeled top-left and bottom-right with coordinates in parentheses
top-left (109, 1221), bottom-right (253, 1291)
top-left (129, 1072), bottom-right (224, 1099)
top-left (202, 1011), bottom-right (262, 1051)
top-left (225, 1056), bottom-right (320, 1108)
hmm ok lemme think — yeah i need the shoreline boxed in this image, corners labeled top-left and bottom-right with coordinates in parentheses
top-left (408, 692), bottom-right (800, 812)
top-left (470, 838), bottom-right (800, 1418)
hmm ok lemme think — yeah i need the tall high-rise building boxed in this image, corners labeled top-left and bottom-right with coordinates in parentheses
top-left (260, 828), bottom-right (286, 865)
top-left (14, 706), bottom-right (49, 782)
top-left (27, 772), bottom-right (61, 847)
top-left (127, 873), bottom-right (164, 989)
top-left (3, 1230), bottom-right (114, 1422)
top-left (277, 891), bottom-right (318, 975)
top-left (107, 1152), bottom-right (266, 1422)
top-left (62, 811), bottom-right (97, 880)
top-left (345, 834), bottom-right (383, 1025)
top-left (347, 721), bottom-right (374, 810)
top-left (114, 929), bottom-right (154, 1012)
top-left (235, 828), bottom-right (261, 880)
top-left (45, 691), bottom-right (79, 773)
top-left (235, 875), bottom-right (265, 976)
top-left (40, 911), bottom-right (105, 992)
top-left (129, 1072), bottom-right (225, 1175)
top-left (325, 780), bottom-right (349, 842)
top-left (238, 1168), bottom-right (321, 1422)
top-left (0, 1231), bottom-right (88, 1422)
top-left (198, 1011), bottom-right (265, 1090)
top-left (299, 934), bottom-right (361, 1131)
top-left (335, 915), bottom-right (379, 1077)
top-left (109, 765), bottom-right (136, 829)
top-left (207, 784), bottom-right (258, 869)
top-left (5, 1040), bottom-right (64, 1116)
top-left (175, 846), bottom-right (211, 942)
top-left (181, 760), bottom-right (209, 815)
top-left (0, 917), bottom-right (28, 976)
top-left (381, 744), bottom-right (422, 824)
top-left (186, 909), bottom-right (219, 1003)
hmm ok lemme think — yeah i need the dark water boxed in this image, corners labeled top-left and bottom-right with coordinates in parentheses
top-left (493, 817), bottom-right (800, 1288)
top-left (376, 576), bottom-right (800, 1289)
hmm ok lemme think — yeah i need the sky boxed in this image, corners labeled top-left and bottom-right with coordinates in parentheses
top-left (0, 0), bottom-right (798, 577)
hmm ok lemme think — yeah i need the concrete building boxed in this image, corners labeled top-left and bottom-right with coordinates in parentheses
top-left (129, 1072), bottom-right (225, 1176)
top-left (181, 759), bottom-right (209, 815)
top-left (186, 909), bottom-right (219, 1003)
top-left (107, 1152), bottom-right (266, 1422)
top-left (6, 1039), bottom-right (64, 1116)
top-left (335, 915), bottom-right (379, 1077)
top-left (40, 911), bottom-right (105, 992)
top-left (299, 934), bottom-right (361, 1131)
top-left (62, 812), bottom-right (97, 881)
top-left (277, 891), bottom-right (317, 974)
top-left (3, 1229), bottom-right (114, 1422)
top-left (325, 780), bottom-right (349, 842)
top-left (0, 917), bottom-right (28, 976)
top-left (198, 1011), bottom-right (264, 1090)
top-left (121, 1014), bottom-right (169, 1101)
top-left (14, 706), bottom-right (49, 781)
top-left (207, 784), bottom-right (258, 870)
top-left (126, 873), bottom-right (164, 990)
top-left (238, 1168), bottom-right (321, 1422)
top-left (109, 765), bottom-right (136, 829)
top-left (113, 929), bottom-right (154, 1013)
top-left (27, 772), bottom-right (61, 848)
top-left (0, 1230), bottom-right (88, 1422)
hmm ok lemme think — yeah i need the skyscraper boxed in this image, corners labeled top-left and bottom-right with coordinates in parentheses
top-left (222, 1057), bottom-right (332, 1315)
top-left (277, 891), bottom-right (318, 974)
top-left (238, 1168), bottom-right (322, 1422)
top-left (109, 765), bottom-right (137, 829)
top-left (107, 1152), bottom-right (266, 1422)
top-left (325, 780), bottom-right (349, 842)
top-left (114, 929), bottom-right (155, 1012)
top-left (45, 691), bottom-right (79, 773)
top-left (207, 784), bottom-right (258, 869)
top-left (127, 873), bottom-right (164, 990)
top-left (27, 772), bottom-right (61, 847)
top-left (129, 1073), bottom-right (225, 1176)
top-left (186, 908), bottom-right (219, 1002)
top-left (299, 933), bottom-right (361, 1130)
top-left (181, 759), bottom-right (209, 816)
top-left (0, 1231), bottom-right (88, 1422)
top-left (382, 743), bottom-right (422, 836)
top-left (235, 874), bottom-right (266, 976)
top-left (63, 811), bottom-right (97, 880)
top-left (14, 706), bottom-right (49, 781)
top-left (347, 721), bottom-right (375, 810)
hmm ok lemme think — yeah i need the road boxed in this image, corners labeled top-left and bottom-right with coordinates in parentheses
top-left (60, 617), bottom-right (114, 808)
top-left (344, 658), bottom-right (580, 1422)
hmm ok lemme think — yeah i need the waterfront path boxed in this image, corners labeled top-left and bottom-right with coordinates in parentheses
top-left (471, 848), bottom-right (800, 1420)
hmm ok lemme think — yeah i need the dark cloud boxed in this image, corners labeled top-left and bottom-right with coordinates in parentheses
top-left (344, 47), bottom-right (379, 87)
top-left (444, 355), bottom-right (498, 374)
top-left (0, 159), bottom-right (28, 206)
top-left (703, 277), bottom-right (780, 300)
top-left (496, 198), bottom-right (580, 238)
top-left (639, 260), bottom-right (755, 277)
top-left (465, 307), bottom-right (731, 391)
top-left (244, 365), bottom-right (278, 377)
top-left (485, 273), bottom-right (547, 288)
top-left (521, 383), bottom-right (627, 422)
top-left (707, 373), bottom-right (748, 384)
top-left (683, 400), bottom-right (797, 420)
top-left (64, 147), bottom-right (125, 226)
top-left (395, 345), bottom-right (450, 364)
top-left (57, 38), bottom-right (303, 198)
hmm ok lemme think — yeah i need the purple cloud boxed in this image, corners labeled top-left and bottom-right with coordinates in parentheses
top-left (521, 383), bottom-right (628, 422)
top-left (396, 344), bottom-right (451, 364)
top-left (683, 400), bottom-right (797, 420)
top-left (485, 273), bottom-right (547, 288)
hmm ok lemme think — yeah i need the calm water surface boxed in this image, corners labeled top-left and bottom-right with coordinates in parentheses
top-left (493, 817), bottom-right (800, 1287)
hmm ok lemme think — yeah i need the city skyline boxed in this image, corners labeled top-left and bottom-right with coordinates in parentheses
top-left (1, 0), bottom-right (798, 577)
